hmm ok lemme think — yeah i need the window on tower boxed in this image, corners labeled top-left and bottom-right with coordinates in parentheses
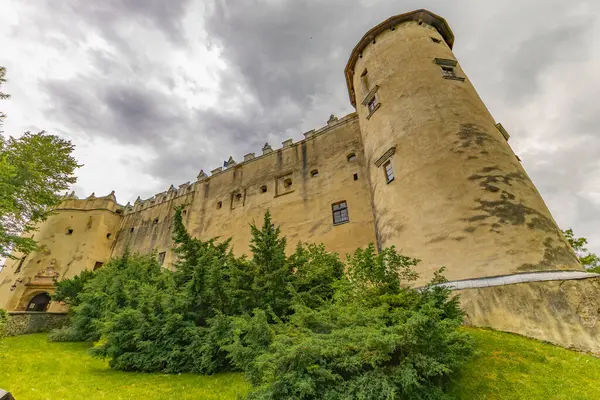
top-left (441, 66), bottom-right (456, 78)
top-left (383, 160), bottom-right (394, 183)
top-left (434, 58), bottom-right (465, 81)
top-left (368, 96), bottom-right (377, 113)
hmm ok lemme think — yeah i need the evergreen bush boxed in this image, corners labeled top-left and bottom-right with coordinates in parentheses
top-left (51, 208), bottom-right (472, 399)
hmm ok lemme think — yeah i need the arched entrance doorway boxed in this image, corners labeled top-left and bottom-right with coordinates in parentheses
top-left (26, 293), bottom-right (51, 312)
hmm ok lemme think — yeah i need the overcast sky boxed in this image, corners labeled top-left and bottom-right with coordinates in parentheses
top-left (1, 0), bottom-right (599, 252)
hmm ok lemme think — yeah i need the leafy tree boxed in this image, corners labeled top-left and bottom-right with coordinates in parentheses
top-left (0, 66), bottom-right (10, 130)
top-left (0, 132), bottom-right (81, 258)
top-left (563, 228), bottom-right (600, 271)
top-left (0, 66), bottom-right (81, 259)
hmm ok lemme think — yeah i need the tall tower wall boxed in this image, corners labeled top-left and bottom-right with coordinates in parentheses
top-left (0, 195), bottom-right (123, 311)
top-left (346, 10), bottom-right (580, 284)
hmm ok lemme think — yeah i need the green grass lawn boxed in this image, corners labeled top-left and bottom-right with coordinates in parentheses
top-left (0, 334), bottom-right (250, 400)
top-left (1, 329), bottom-right (599, 400)
top-left (448, 327), bottom-right (600, 399)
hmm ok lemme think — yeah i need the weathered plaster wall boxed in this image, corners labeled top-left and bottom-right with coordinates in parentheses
top-left (459, 277), bottom-right (600, 355)
top-left (0, 196), bottom-right (123, 311)
top-left (4, 312), bottom-right (68, 336)
top-left (111, 114), bottom-right (378, 267)
top-left (349, 19), bottom-right (580, 285)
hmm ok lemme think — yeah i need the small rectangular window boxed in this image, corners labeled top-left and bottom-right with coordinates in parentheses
top-left (383, 161), bottom-right (394, 183)
top-left (332, 201), bottom-right (349, 225)
top-left (93, 261), bottom-right (104, 271)
top-left (367, 96), bottom-right (378, 113)
top-left (441, 66), bottom-right (456, 78)
top-left (158, 252), bottom-right (166, 266)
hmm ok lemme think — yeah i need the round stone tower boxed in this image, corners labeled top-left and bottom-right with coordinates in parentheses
top-left (345, 9), bottom-right (581, 284)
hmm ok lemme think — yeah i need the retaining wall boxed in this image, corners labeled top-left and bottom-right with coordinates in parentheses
top-left (4, 312), bottom-right (68, 336)
top-left (456, 274), bottom-right (600, 354)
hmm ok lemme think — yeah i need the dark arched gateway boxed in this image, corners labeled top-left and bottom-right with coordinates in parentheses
top-left (26, 293), bottom-right (51, 312)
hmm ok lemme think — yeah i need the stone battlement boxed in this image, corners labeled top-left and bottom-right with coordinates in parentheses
top-left (57, 191), bottom-right (124, 214)
top-left (121, 112), bottom-right (358, 216)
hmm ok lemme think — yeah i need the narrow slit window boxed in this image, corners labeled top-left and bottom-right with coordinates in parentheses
top-left (158, 252), bottom-right (166, 266)
top-left (93, 261), bottom-right (104, 271)
top-left (360, 68), bottom-right (369, 93)
top-left (284, 178), bottom-right (292, 189)
top-left (236, 193), bottom-right (242, 201)
top-left (353, 173), bottom-right (358, 181)
top-left (431, 37), bottom-right (441, 43)
top-left (383, 160), bottom-right (394, 183)
top-left (217, 201), bottom-right (222, 209)
top-left (332, 201), bottom-right (349, 225)
top-left (15, 257), bottom-right (25, 273)
top-left (130, 227), bottom-right (134, 233)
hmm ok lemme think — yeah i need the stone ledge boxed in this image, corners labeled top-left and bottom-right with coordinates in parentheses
top-left (431, 270), bottom-right (599, 291)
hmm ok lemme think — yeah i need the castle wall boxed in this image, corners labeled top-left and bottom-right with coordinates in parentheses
top-left (111, 114), bottom-right (378, 267)
top-left (459, 277), bottom-right (600, 355)
top-left (348, 17), bottom-right (581, 284)
top-left (0, 197), bottom-right (122, 311)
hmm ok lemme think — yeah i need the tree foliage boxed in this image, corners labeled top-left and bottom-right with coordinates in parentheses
top-left (53, 269), bottom-right (97, 306)
top-left (53, 209), bottom-right (472, 399)
top-left (563, 228), bottom-right (600, 272)
top-left (0, 132), bottom-right (81, 258)
top-left (0, 308), bottom-right (8, 337)
top-left (0, 66), bottom-right (10, 130)
top-left (0, 67), bottom-right (81, 258)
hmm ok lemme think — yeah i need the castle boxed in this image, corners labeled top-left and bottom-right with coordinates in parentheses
top-left (2, 9), bottom-right (599, 353)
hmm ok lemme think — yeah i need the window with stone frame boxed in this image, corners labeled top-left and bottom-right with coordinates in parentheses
top-left (383, 160), bottom-right (394, 183)
top-left (332, 201), bottom-right (349, 225)
top-left (441, 65), bottom-right (457, 78)
top-left (368, 96), bottom-right (378, 113)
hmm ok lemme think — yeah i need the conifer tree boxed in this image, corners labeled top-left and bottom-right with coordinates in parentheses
top-left (249, 211), bottom-right (292, 318)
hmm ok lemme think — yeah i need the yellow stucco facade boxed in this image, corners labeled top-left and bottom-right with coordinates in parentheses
top-left (0, 9), bottom-right (582, 312)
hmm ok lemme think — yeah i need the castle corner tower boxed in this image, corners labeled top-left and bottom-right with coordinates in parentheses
top-left (345, 9), bottom-right (581, 284)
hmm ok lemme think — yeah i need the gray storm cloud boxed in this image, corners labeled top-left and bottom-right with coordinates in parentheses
top-left (2, 0), bottom-right (599, 251)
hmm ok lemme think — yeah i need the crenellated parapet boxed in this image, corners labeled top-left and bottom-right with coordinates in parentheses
top-left (125, 181), bottom-right (196, 215)
top-left (56, 190), bottom-right (124, 214)
top-left (121, 112), bottom-right (357, 216)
